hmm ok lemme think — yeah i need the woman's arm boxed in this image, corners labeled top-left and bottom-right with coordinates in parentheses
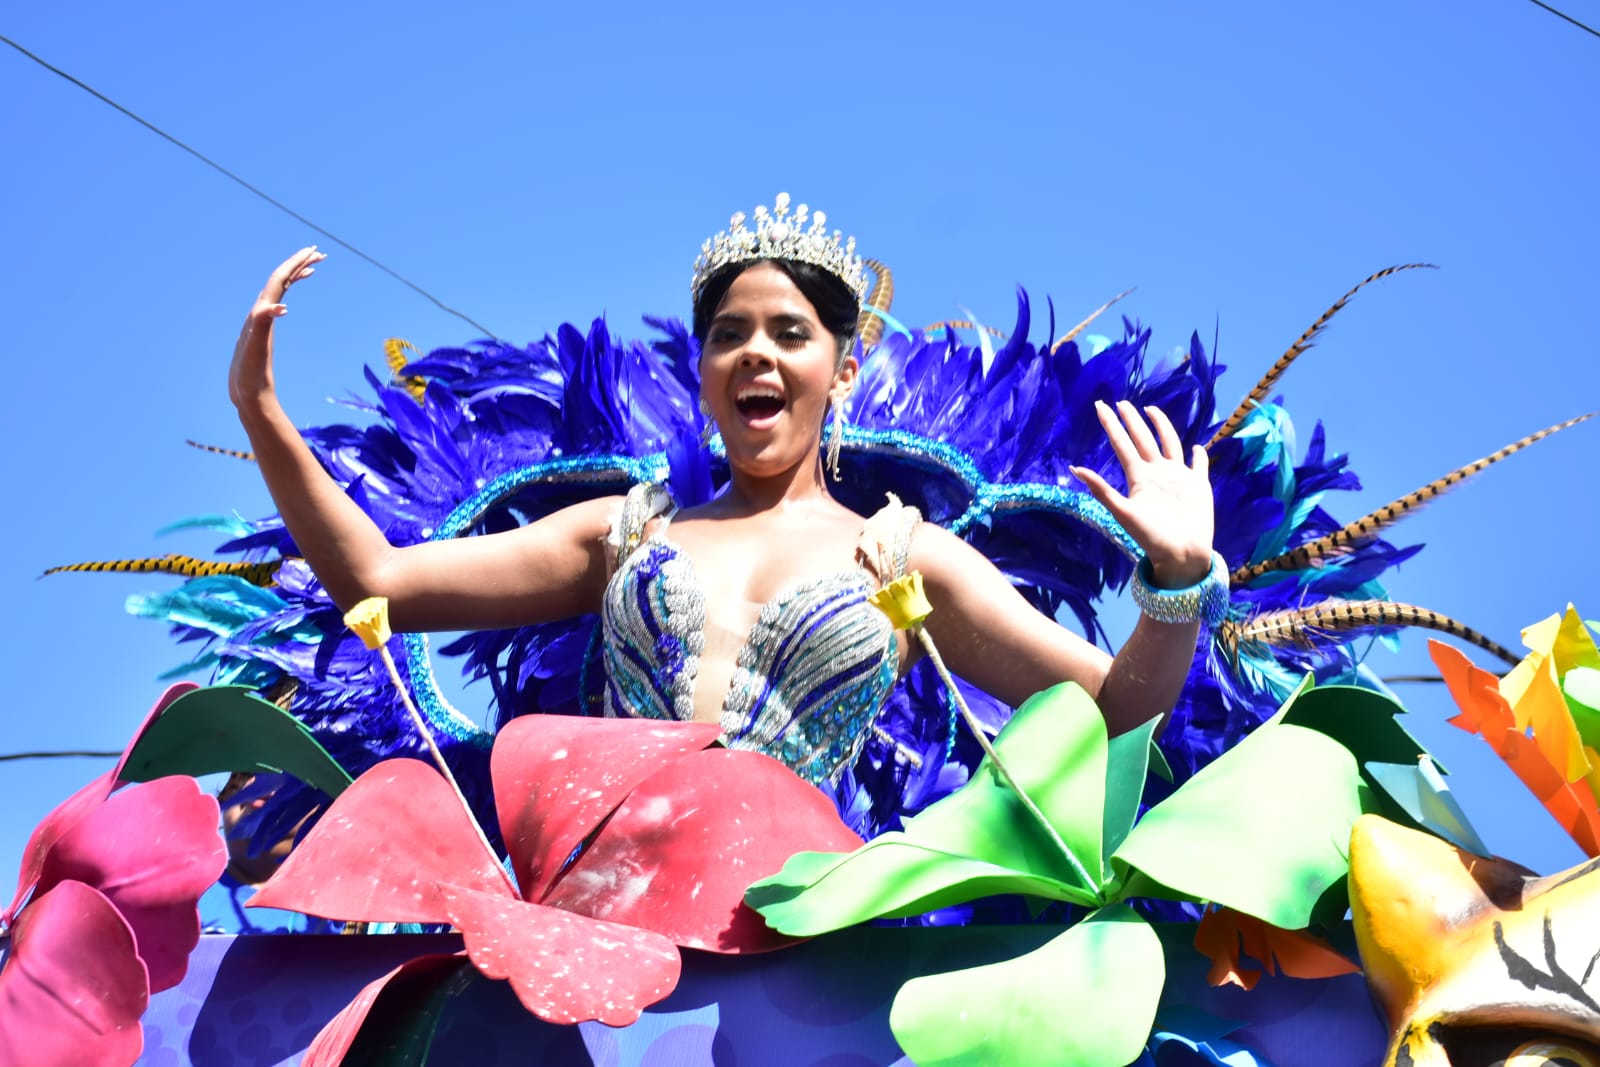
top-left (911, 400), bottom-right (1215, 737)
top-left (229, 249), bottom-right (614, 632)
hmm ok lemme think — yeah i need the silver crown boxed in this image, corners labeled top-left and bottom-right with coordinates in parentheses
top-left (691, 192), bottom-right (867, 304)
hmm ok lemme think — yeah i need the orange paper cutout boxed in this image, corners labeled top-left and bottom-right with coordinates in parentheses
top-left (1193, 906), bottom-right (1358, 991)
top-left (1429, 639), bottom-right (1600, 857)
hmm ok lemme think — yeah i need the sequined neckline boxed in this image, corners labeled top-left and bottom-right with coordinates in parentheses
top-left (601, 486), bottom-right (917, 784)
top-left (644, 529), bottom-right (875, 721)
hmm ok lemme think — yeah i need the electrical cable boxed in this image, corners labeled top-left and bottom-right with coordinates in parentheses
top-left (0, 750), bottom-right (120, 763)
top-left (1, 32), bottom-right (502, 340)
top-left (1524, 0), bottom-right (1600, 38)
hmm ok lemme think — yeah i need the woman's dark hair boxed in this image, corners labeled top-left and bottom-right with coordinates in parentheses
top-left (692, 259), bottom-right (859, 360)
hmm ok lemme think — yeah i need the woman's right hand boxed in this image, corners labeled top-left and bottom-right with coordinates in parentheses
top-left (229, 247), bottom-right (326, 410)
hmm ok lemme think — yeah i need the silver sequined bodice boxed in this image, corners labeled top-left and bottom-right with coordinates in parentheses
top-left (600, 484), bottom-right (916, 784)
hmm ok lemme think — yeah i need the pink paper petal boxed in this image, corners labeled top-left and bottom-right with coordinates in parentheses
top-left (301, 952), bottom-right (466, 1067)
top-left (545, 747), bottom-right (862, 953)
top-left (108, 681), bottom-right (202, 786)
top-left (4, 770), bottom-right (115, 926)
top-left (493, 716), bottom-right (720, 901)
top-left (444, 884), bottom-right (681, 1026)
top-left (4, 683), bottom-right (197, 922)
top-left (0, 881), bottom-right (149, 1067)
top-left (36, 776), bottom-right (225, 994)
top-left (249, 758), bottom-right (509, 924)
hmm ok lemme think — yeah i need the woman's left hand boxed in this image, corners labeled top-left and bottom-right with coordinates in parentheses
top-left (1071, 400), bottom-right (1215, 589)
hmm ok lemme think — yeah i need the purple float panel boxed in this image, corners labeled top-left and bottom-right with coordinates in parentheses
top-left (139, 927), bottom-right (1386, 1065)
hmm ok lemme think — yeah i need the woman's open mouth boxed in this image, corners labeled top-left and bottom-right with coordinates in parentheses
top-left (734, 385), bottom-right (785, 426)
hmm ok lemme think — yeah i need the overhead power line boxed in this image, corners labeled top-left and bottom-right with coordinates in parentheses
top-left (2, 33), bottom-right (501, 340)
top-left (1525, 0), bottom-right (1600, 38)
top-left (0, 749), bottom-right (121, 763)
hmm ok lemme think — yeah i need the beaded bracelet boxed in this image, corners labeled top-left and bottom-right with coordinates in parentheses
top-left (1131, 550), bottom-right (1230, 629)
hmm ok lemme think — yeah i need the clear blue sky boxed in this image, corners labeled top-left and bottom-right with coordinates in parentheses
top-left (3, 2), bottom-right (1597, 897)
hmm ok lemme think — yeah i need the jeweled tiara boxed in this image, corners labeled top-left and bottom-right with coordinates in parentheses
top-left (691, 192), bottom-right (868, 305)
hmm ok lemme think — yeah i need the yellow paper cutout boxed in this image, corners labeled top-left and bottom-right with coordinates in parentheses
top-left (1554, 604), bottom-right (1600, 674)
top-left (1504, 651), bottom-right (1592, 784)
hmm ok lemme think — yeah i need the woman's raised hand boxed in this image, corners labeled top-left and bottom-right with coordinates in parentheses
top-left (229, 248), bottom-right (326, 410)
top-left (1071, 400), bottom-right (1216, 588)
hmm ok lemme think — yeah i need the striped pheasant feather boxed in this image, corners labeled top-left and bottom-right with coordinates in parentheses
top-left (1208, 264), bottom-right (1436, 447)
top-left (857, 259), bottom-right (896, 347)
top-left (921, 319), bottom-right (1008, 339)
top-left (1220, 600), bottom-right (1519, 668)
top-left (1234, 412), bottom-right (1594, 583)
top-left (1051, 288), bottom-right (1136, 354)
top-left (185, 439), bottom-right (256, 461)
top-left (44, 554), bottom-right (284, 586)
top-left (385, 338), bottom-right (427, 401)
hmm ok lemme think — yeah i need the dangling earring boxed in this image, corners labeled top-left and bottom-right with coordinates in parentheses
top-left (826, 392), bottom-right (849, 482)
top-left (698, 398), bottom-right (715, 448)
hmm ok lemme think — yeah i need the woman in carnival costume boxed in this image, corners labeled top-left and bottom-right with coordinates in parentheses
top-left (227, 194), bottom-right (1222, 791)
top-left (17, 193), bottom-right (1584, 1067)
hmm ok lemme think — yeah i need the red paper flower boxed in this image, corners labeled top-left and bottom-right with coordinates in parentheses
top-left (0, 684), bottom-right (227, 1067)
top-left (249, 715), bottom-right (861, 1060)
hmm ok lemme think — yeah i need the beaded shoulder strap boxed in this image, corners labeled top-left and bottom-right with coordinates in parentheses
top-left (856, 493), bottom-right (922, 588)
top-left (608, 482), bottom-right (676, 567)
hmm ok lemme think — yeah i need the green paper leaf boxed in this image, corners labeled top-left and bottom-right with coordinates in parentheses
top-left (119, 685), bottom-right (353, 799)
top-left (1260, 673), bottom-right (1315, 728)
top-left (749, 684), bottom-right (1125, 933)
top-left (747, 837), bottom-right (1099, 936)
top-left (1113, 867), bottom-right (1200, 909)
top-left (907, 681), bottom-right (1107, 883)
top-left (342, 957), bottom-right (477, 1067)
top-left (1564, 667), bottom-right (1600, 749)
top-left (1147, 736), bottom-right (1174, 784)
top-left (1102, 715), bottom-right (1162, 865)
top-left (1278, 683), bottom-right (1439, 772)
top-left (1111, 722), bottom-right (1363, 929)
top-left (890, 906), bottom-right (1163, 1067)
top-left (1308, 870), bottom-right (1357, 930)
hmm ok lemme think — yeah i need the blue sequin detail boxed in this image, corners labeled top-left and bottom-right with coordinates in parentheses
top-left (600, 487), bottom-right (906, 785)
top-left (717, 423), bottom-right (1134, 552)
top-left (813, 425), bottom-right (1139, 556)
top-left (406, 453), bottom-right (670, 748)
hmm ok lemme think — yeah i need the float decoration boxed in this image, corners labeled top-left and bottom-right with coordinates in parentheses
top-left (115, 684), bottom-right (355, 798)
top-left (248, 713), bottom-right (861, 1050)
top-left (1350, 814), bottom-right (1600, 1067)
top-left (0, 685), bottom-right (229, 1067)
top-left (1190, 906), bottom-right (1358, 992)
top-left (748, 679), bottom-right (1437, 1065)
top-left (1431, 605), bottom-right (1600, 856)
top-left (65, 269), bottom-right (1551, 854)
top-left (20, 263), bottom-right (1598, 1064)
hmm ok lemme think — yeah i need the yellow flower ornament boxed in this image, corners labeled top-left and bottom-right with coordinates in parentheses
top-left (343, 596), bottom-right (393, 650)
top-left (868, 572), bottom-right (933, 631)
